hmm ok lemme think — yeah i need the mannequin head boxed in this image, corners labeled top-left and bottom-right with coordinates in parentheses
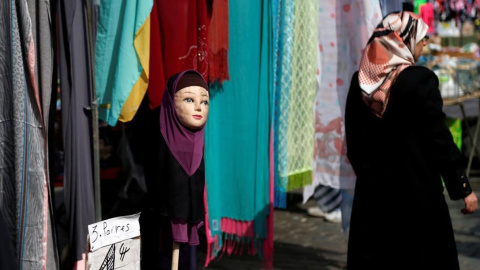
top-left (173, 72), bottom-right (209, 130)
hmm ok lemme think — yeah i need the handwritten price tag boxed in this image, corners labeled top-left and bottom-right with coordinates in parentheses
top-left (88, 213), bottom-right (141, 252)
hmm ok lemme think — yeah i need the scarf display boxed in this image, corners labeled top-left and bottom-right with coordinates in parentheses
top-left (204, 0), bottom-right (272, 267)
top-left (273, 0), bottom-right (318, 209)
top-left (160, 70), bottom-right (207, 177)
top-left (358, 11), bottom-right (429, 117)
top-left (95, 0), bottom-right (153, 126)
top-left (1, 0), bottom-right (55, 268)
top-left (147, 0), bottom-right (210, 109)
top-left (272, 0), bottom-right (294, 208)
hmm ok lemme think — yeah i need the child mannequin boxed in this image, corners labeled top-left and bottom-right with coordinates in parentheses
top-left (141, 70), bottom-right (209, 270)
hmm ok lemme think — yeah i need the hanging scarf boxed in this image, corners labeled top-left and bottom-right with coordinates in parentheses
top-left (203, 0), bottom-right (272, 267)
top-left (57, 0), bottom-right (97, 266)
top-left (272, 0), bottom-right (294, 208)
top-left (160, 70), bottom-right (208, 176)
top-left (358, 11), bottom-right (428, 117)
top-left (147, 0), bottom-right (210, 109)
top-left (95, 0), bottom-right (153, 126)
top-left (303, 0), bottom-right (381, 231)
top-left (2, 0), bottom-right (53, 268)
top-left (284, 0), bottom-right (318, 190)
top-left (207, 0), bottom-right (230, 83)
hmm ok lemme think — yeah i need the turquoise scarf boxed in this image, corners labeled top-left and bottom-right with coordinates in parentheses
top-left (204, 0), bottom-right (272, 266)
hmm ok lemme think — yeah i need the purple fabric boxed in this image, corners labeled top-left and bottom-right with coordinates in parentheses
top-left (160, 70), bottom-right (208, 176)
top-left (171, 219), bottom-right (204, 246)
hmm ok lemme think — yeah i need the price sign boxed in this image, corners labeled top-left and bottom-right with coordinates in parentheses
top-left (87, 213), bottom-right (141, 252)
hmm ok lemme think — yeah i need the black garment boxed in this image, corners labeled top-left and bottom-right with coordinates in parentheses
top-left (56, 0), bottom-right (96, 264)
top-left (132, 100), bottom-right (204, 270)
top-left (157, 134), bottom-right (206, 222)
top-left (140, 211), bottom-right (198, 270)
top-left (0, 213), bottom-right (17, 270)
top-left (345, 66), bottom-right (472, 270)
top-left (133, 101), bottom-right (205, 223)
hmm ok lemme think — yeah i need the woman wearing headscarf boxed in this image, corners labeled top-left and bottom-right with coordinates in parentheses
top-left (140, 70), bottom-right (209, 270)
top-left (345, 12), bottom-right (478, 269)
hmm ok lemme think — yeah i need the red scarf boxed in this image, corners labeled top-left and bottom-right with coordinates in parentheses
top-left (148, 0), bottom-right (210, 109)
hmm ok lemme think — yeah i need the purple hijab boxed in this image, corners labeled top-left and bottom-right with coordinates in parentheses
top-left (159, 70), bottom-right (208, 176)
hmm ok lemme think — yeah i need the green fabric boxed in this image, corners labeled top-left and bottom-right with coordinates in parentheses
top-left (414, 0), bottom-right (427, 14)
top-left (442, 117), bottom-right (462, 187)
top-left (204, 0), bottom-right (271, 253)
top-left (446, 117), bottom-right (462, 150)
top-left (285, 0), bottom-right (318, 190)
top-left (95, 0), bottom-right (153, 126)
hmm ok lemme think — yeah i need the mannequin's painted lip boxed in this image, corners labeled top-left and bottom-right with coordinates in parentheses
top-left (192, 115), bottom-right (202, 119)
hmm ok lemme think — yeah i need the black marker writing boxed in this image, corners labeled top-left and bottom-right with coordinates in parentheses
top-left (119, 243), bottom-right (130, 261)
top-left (91, 225), bottom-right (98, 243)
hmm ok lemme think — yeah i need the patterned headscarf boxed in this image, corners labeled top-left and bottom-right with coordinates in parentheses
top-left (358, 11), bottom-right (429, 117)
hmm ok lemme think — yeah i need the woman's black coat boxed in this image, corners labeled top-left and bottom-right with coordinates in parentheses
top-left (345, 66), bottom-right (472, 270)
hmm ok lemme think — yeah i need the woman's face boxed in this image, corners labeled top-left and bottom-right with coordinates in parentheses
top-left (174, 86), bottom-right (209, 129)
top-left (413, 36), bottom-right (428, 61)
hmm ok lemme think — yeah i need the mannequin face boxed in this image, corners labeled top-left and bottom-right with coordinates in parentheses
top-left (174, 86), bottom-right (209, 129)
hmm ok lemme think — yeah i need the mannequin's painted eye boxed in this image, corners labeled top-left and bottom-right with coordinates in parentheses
top-left (201, 100), bottom-right (209, 105)
top-left (184, 98), bottom-right (194, 102)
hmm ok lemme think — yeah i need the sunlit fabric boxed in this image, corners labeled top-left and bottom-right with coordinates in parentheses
top-left (204, 0), bottom-right (272, 267)
top-left (95, 0), bottom-right (153, 126)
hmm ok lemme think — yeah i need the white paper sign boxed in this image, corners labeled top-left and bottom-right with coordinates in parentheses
top-left (88, 213), bottom-right (141, 251)
top-left (86, 238), bottom-right (141, 270)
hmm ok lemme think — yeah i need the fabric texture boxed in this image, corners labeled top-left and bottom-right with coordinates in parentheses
top-left (207, 0), bottom-right (230, 84)
top-left (56, 0), bottom-right (96, 263)
top-left (95, 0), bottom-right (153, 126)
top-left (160, 70), bottom-right (208, 177)
top-left (283, 0), bottom-right (318, 191)
top-left (204, 0), bottom-right (272, 267)
top-left (170, 220), bottom-right (204, 245)
top-left (358, 11), bottom-right (429, 117)
top-left (345, 67), bottom-right (468, 269)
top-left (147, 0), bottom-right (210, 109)
top-left (303, 0), bottom-right (381, 230)
top-left (1, 0), bottom-right (55, 268)
top-left (272, 0), bottom-right (294, 208)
